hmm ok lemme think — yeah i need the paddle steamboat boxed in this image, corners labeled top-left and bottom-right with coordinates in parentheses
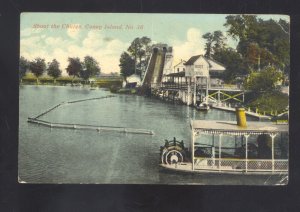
top-left (160, 108), bottom-right (288, 175)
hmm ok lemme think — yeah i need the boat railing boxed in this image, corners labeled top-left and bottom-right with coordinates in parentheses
top-left (193, 157), bottom-right (288, 173)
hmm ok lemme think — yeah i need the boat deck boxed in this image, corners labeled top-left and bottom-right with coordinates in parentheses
top-left (191, 120), bottom-right (288, 134)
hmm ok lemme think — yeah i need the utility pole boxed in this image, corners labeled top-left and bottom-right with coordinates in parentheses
top-left (258, 53), bottom-right (261, 72)
top-left (134, 42), bottom-right (137, 75)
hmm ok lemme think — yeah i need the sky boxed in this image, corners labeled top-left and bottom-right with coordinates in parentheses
top-left (20, 13), bottom-right (289, 75)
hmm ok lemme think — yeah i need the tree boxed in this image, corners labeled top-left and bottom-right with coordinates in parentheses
top-left (127, 36), bottom-right (151, 75)
top-left (213, 48), bottom-right (247, 82)
top-left (119, 52), bottom-right (135, 79)
top-left (47, 59), bottom-right (62, 83)
top-left (242, 42), bottom-right (272, 70)
top-left (244, 65), bottom-right (288, 114)
top-left (80, 56), bottom-right (100, 81)
top-left (66, 57), bottom-right (82, 81)
top-left (128, 38), bottom-right (141, 74)
top-left (244, 66), bottom-right (283, 93)
top-left (29, 57), bottom-right (46, 83)
top-left (19, 56), bottom-right (29, 82)
top-left (224, 15), bottom-right (290, 73)
top-left (138, 36), bottom-right (151, 71)
top-left (212, 30), bottom-right (227, 53)
top-left (247, 91), bottom-right (288, 113)
top-left (224, 15), bottom-right (258, 42)
top-left (202, 31), bottom-right (227, 58)
top-left (202, 32), bottom-right (214, 58)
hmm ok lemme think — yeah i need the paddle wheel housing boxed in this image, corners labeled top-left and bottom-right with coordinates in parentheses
top-left (160, 137), bottom-right (189, 165)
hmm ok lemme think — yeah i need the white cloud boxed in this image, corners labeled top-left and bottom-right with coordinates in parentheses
top-left (82, 31), bottom-right (103, 49)
top-left (67, 25), bottom-right (81, 39)
top-left (20, 27), bottom-right (205, 75)
top-left (67, 45), bottom-right (82, 56)
top-left (20, 36), bottom-right (43, 55)
top-left (187, 28), bottom-right (201, 42)
top-left (52, 48), bottom-right (69, 75)
top-left (86, 38), bottom-right (128, 73)
top-left (21, 27), bottom-right (43, 37)
top-left (105, 39), bottom-right (127, 55)
top-left (170, 27), bottom-right (205, 65)
top-left (45, 37), bottom-right (63, 46)
top-left (98, 56), bottom-right (120, 73)
top-left (21, 36), bottom-right (41, 47)
top-left (20, 31), bottom-right (129, 75)
top-left (21, 49), bottom-right (50, 63)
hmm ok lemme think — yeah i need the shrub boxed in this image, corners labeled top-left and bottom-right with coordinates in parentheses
top-left (247, 91), bottom-right (288, 113)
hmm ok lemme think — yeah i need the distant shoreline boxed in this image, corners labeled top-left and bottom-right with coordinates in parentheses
top-left (20, 75), bottom-right (123, 89)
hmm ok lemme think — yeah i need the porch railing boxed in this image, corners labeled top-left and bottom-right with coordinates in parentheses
top-left (151, 82), bottom-right (242, 91)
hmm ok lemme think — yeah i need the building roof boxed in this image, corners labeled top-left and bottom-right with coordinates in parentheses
top-left (173, 60), bottom-right (186, 68)
top-left (127, 74), bottom-right (141, 82)
top-left (204, 57), bottom-right (226, 71)
top-left (184, 55), bottom-right (201, 65)
top-left (184, 55), bottom-right (226, 72)
top-left (166, 71), bottom-right (185, 77)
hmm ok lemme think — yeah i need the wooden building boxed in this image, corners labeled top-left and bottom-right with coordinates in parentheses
top-left (159, 55), bottom-right (226, 105)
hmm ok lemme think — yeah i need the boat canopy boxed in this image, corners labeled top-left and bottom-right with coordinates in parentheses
top-left (190, 120), bottom-right (288, 136)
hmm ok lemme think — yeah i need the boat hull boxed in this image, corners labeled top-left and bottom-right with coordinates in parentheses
top-left (159, 163), bottom-right (288, 185)
top-left (196, 103), bottom-right (210, 111)
top-left (160, 163), bottom-right (288, 176)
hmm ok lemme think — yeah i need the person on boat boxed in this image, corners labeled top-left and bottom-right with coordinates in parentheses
top-left (257, 134), bottom-right (272, 159)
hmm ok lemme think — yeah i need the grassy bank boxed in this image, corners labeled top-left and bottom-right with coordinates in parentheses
top-left (21, 73), bottom-right (123, 88)
top-left (245, 91), bottom-right (288, 115)
top-left (93, 78), bottom-right (122, 88)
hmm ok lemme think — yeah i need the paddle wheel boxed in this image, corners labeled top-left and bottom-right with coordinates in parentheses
top-left (160, 137), bottom-right (189, 165)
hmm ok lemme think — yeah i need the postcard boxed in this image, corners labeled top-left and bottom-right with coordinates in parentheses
top-left (19, 13), bottom-right (289, 184)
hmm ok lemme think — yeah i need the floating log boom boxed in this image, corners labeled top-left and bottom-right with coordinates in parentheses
top-left (27, 118), bottom-right (154, 135)
top-left (28, 95), bottom-right (154, 135)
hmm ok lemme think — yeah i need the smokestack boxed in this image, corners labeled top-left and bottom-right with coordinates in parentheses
top-left (236, 107), bottom-right (247, 127)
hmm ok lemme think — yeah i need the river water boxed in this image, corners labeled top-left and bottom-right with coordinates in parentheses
top-left (19, 85), bottom-right (283, 185)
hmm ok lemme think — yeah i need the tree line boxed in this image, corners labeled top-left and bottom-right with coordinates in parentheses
top-left (202, 15), bottom-right (289, 85)
top-left (19, 56), bottom-right (101, 83)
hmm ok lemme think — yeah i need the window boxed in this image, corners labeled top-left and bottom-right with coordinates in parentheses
top-left (195, 65), bottom-right (204, 69)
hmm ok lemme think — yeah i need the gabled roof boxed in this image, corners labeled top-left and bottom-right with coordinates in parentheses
top-left (205, 57), bottom-right (226, 71)
top-left (184, 55), bottom-right (226, 72)
top-left (184, 55), bottom-right (201, 65)
top-left (173, 60), bottom-right (186, 68)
